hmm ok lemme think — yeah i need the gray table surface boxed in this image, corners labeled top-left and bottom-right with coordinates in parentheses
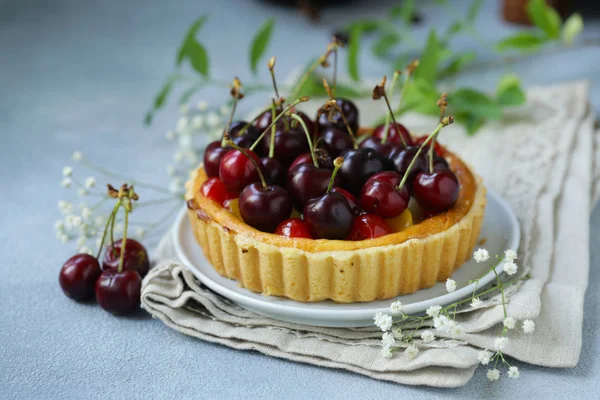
top-left (2, 0), bottom-right (599, 398)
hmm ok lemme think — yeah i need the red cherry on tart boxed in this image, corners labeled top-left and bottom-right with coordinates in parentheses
top-left (414, 135), bottom-right (445, 157)
top-left (219, 148), bottom-right (261, 193)
top-left (303, 192), bottom-right (353, 240)
top-left (346, 214), bottom-right (394, 241)
top-left (239, 183), bottom-right (292, 232)
top-left (360, 180), bottom-right (410, 218)
top-left (412, 169), bottom-right (460, 213)
top-left (59, 254), bottom-right (102, 301)
top-left (261, 127), bottom-right (310, 166)
top-left (260, 157), bottom-right (286, 187)
top-left (200, 177), bottom-right (237, 206)
top-left (316, 98), bottom-right (359, 135)
top-left (279, 111), bottom-right (315, 135)
top-left (102, 238), bottom-right (150, 278)
top-left (359, 136), bottom-right (395, 157)
top-left (338, 148), bottom-right (386, 195)
top-left (254, 107), bottom-right (281, 132)
top-left (387, 146), bottom-right (428, 183)
top-left (95, 269), bottom-right (142, 315)
top-left (365, 170), bottom-right (402, 187)
top-left (289, 151), bottom-right (333, 172)
top-left (287, 163), bottom-right (341, 210)
top-left (330, 187), bottom-right (362, 216)
top-left (229, 120), bottom-right (260, 141)
top-left (320, 126), bottom-right (354, 158)
top-left (372, 122), bottom-right (413, 146)
top-left (203, 141), bottom-right (231, 178)
top-left (275, 218), bottom-right (313, 239)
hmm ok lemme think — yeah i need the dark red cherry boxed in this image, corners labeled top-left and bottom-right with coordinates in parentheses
top-left (95, 269), bottom-right (142, 315)
top-left (287, 164), bottom-right (341, 210)
top-left (372, 123), bottom-right (413, 146)
top-left (303, 192), bottom-right (353, 240)
top-left (231, 135), bottom-right (254, 149)
top-left (412, 170), bottom-right (460, 213)
top-left (200, 177), bottom-right (237, 205)
top-left (280, 111), bottom-right (315, 135)
top-left (254, 107), bottom-right (281, 132)
top-left (261, 127), bottom-right (310, 166)
top-left (219, 149), bottom-right (261, 193)
top-left (414, 135), bottom-right (445, 157)
top-left (365, 170), bottom-right (401, 187)
top-left (204, 140), bottom-right (231, 178)
top-left (103, 238), bottom-right (150, 278)
top-left (359, 136), bottom-right (395, 157)
top-left (59, 254), bottom-right (102, 301)
top-left (239, 183), bottom-right (293, 232)
top-left (229, 120), bottom-right (260, 140)
top-left (330, 187), bottom-right (362, 215)
top-left (431, 155), bottom-right (450, 171)
top-left (260, 157), bottom-right (285, 187)
top-left (320, 126), bottom-right (354, 158)
top-left (346, 214), bottom-right (393, 241)
top-left (360, 180), bottom-right (410, 218)
top-left (274, 218), bottom-right (313, 239)
top-left (338, 148), bottom-right (386, 195)
top-left (289, 153), bottom-right (314, 172)
top-left (387, 146), bottom-right (428, 183)
top-left (317, 98), bottom-right (359, 135)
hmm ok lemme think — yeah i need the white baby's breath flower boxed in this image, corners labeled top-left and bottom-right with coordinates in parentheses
top-left (197, 101), bottom-right (208, 111)
top-left (503, 317), bottom-right (516, 330)
top-left (477, 349), bottom-right (492, 365)
top-left (219, 104), bottom-right (230, 116)
top-left (114, 223), bottom-right (123, 233)
top-left (503, 261), bottom-right (518, 276)
top-left (420, 330), bottom-right (435, 343)
top-left (433, 315), bottom-right (455, 333)
top-left (94, 216), bottom-right (105, 227)
top-left (174, 151), bottom-right (184, 162)
top-left (78, 188), bottom-right (88, 196)
top-left (522, 319), bottom-right (535, 334)
top-left (504, 249), bottom-right (518, 262)
top-left (58, 201), bottom-right (73, 214)
top-left (390, 301), bottom-right (403, 313)
top-left (450, 324), bottom-right (465, 337)
top-left (54, 220), bottom-right (65, 231)
top-left (487, 369), bottom-right (500, 381)
top-left (169, 177), bottom-right (183, 194)
top-left (445, 278), bottom-right (457, 293)
top-left (62, 166), bottom-right (73, 177)
top-left (191, 115), bottom-right (204, 130)
top-left (470, 297), bottom-right (483, 309)
top-left (382, 332), bottom-right (396, 347)
top-left (381, 346), bottom-right (393, 359)
top-left (166, 130), bottom-right (176, 140)
top-left (404, 345), bottom-right (419, 360)
top-left (507, 366), bottom-right (520, 378)
top-left (206, 112), bottom-right (221, 127)
top-left (473, 248), bottom-right (490, 263)
top-left (426, 305), bottom-right (442, 318)
top-left (58, 233), bottom-right (69, 243)
top-left (136, 227), bottom-right (146, 238)
top-left (166, 165), bottom-right (176, 176)
top-left (76, 236), bottom-right (87, 248)
top-left (493, 337), bottom-right (508, 351)
top-left (79, 246), bottom-right (93, 255)
top-left (179, 103), bottom-right (190, 114)
top-left (71, 151), bottom-right (83, 161)
top-left (81, 207), bottom-right (92, 220)
top-left (392, 327), bottom-right (403, 339)
top-left (84, 176), bottom-right (96, 188)
top-left (71, 216), bottom-right (82, 227)
top-left (373, 312), bottom-right (393, 332)
top-left (61, 178), bottom-right (72, 188)
top-left (176, 116), bottom-right (189, 132)
top-left (95, 237), bottom-right (103, 249)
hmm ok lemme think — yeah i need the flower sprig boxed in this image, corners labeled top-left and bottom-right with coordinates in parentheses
top-left (374, 248), bottom-right (535, 382)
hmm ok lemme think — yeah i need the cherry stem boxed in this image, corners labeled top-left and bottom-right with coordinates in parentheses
top-left (268, 102), bottom-right (276, 159)
top-left (291, 113), bottom-right (319, 168)
top-left (109, 208), bottom-right (116, 248)
top-left (332, 47), bottom-right (338, 96)
top-left (268, 57), bottom-right (280, 100)
top-left (118, 204), bottom-right (129, 273)
top-left (382, 71), bottom-right (400, 145)
top-left (397, 118), bottom-right (453, 190)
top-left (225, 137), bottom-right (268, 189)
top-left (428, 140), bottom-right (435, 173)
top-left (221, 95), bottom-right (240, 147)
top-left (383, 91), bottom-right (406, 147)
top-left (329, 101), bottom-right (358, 149)
top-left (249, 97), bottom-right (310, 151)
top-left (96, 201), bottom-right (120, 260)
top-left (327, 157), bottom-right (344, 193)
top-left (397, 71), bottom-right (414, 112)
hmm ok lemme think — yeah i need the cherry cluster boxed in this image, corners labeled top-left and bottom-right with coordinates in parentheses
top-left (201, 73), bottom-right (459, 241)
top-left (59, 184), bottom-right (149, 315)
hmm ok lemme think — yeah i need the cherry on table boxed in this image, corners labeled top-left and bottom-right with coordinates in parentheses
top-left (219, 148), bottom-right (261, 193)
top-left (287, 163), bottom-right (341, 210)
top-left (316, 98), bottom-right (359, 135)
top-left (338, 148), bottom-right (386, 195)
top-left (95, 269), bottom-right (142, 315)
top-left (360, 180), bottom-right (410, 218)
top-left (303, 191), bottom-right (353, 240)
top-left (200, 177), bottom-right (237, 206)
top-left (203, 140), bottom-right (231, 178)
top-left (346, 214), bottom-right (394, 241)
top-left (239, 182), bottom-right (293, 232)
top-left (274, 218), bottom-right (313, 239)
top-left (320, 126), bottom-right (354, 158)
top-left (103, 238), bottom-right (150, 278)
top-left (412, 169), bottom-right (460, 213)
top-left (372, 122), bottom-right (413, 146)
top-left (260, 157), bottom-right (286, 187)
top-left (59, 254), bottom-right (102, 301)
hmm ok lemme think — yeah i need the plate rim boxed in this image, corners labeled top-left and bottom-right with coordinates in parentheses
top-left (173, 188), bottom-right (520, 322)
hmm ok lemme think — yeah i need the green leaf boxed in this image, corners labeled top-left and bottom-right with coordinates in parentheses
top-left (445, 21), bottom-right (464, 39)
top-left (346, 19), bottom-right (380, 34)
top-left (463, 113), bottom-right (486, 135)
top-left (438, 51), bottom-right (477, 79)
top-left (467, 0), bottom-right (484, 23)
top-left (562, 13), bottom-right (583, 45)
top-left (450, 88), bottom-right (503, 120)
top-left (526, 0), bottom-right (561, 39)
top-left (347, 24), bottom-right (363, 82)
top-left (177, 16), bottom-right (208, 66)
top-left (496, 74), bottom-right (526, 106)
top-left (186, 41), bottom-right (209, 78)
top-left (413, 29), bottom-right (439, 84)
top-left (144, 74), bottom-right (184, 125)
top-left (372, 32), bottom-right (401, 59)
top-left (294, 73), bottom-right (364, 98)
top-left (389, 0), bottom-right (415, 25)
top-left (496, 32), bottom-right (546, 52)
top-left (249, 18), bottom-right (275, 75)
top-left (399, 79), bottom-right (440, 116)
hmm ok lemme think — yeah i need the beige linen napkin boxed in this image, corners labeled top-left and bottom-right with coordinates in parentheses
top-left (141, 81), bottom-right (594, 387)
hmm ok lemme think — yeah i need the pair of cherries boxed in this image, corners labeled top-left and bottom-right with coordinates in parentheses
top-left (59, 238), bottom-right (149, 315)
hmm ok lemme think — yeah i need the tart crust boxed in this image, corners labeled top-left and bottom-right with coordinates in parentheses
top-left (185, 149), bottom-right (486, 303)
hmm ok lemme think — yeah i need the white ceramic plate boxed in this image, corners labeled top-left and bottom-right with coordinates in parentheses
top-left (173, 189), bottom-right (520, 328)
